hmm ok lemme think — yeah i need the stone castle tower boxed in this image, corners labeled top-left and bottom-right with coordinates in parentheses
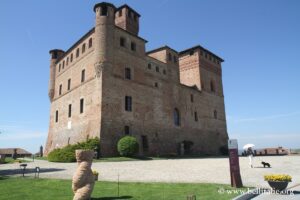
top-left (45, 2), bottom-right (228, 156)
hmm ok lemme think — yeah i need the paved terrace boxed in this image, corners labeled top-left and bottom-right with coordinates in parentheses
top-left (1, 156), bottom-right (299, 188)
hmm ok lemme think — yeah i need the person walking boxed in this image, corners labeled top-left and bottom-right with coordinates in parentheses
top-left (247, 147), bottom-right (254, 168)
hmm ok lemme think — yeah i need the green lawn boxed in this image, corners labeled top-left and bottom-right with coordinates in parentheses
top-left (2, 157), bottom-right (30, 164)
top-left (0, 177), bottom-right (248, 200)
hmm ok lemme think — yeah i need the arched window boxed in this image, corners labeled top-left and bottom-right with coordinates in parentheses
top-left (70, 53), bottom-right (73, 62)
top-left (88, 38), bottom-right (92, 48)
top-left (174, 108), bottom-right (180, 126)
top-left (214, 110), bottom-right (218, 119)
top-left (210, 80), bottom-right (215, 92)
top-left (82, 43), bottom-right (86, 53)
top-left (76, 48), bottom-right (80, 58)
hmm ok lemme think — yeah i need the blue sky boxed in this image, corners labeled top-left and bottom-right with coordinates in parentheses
top-left (0, 0), bottom-right (299, 153)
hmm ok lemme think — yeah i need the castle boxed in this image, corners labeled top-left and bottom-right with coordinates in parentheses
top-left (45, 2), bottom-right (228, 156)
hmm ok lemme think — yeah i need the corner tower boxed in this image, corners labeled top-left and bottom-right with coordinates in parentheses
top-left (48, 49), bottom-right (64, 101)
top-left (115, 4), bottom-right (140, 35)
top-left (93, 2), bottom-right (116, 77)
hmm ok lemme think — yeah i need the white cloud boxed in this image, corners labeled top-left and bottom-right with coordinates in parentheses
top-left (0, 131), bottom-right (46, 141)
top-left (228, 111), bottom-right (300, 123)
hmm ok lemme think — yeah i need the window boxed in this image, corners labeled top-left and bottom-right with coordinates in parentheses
top-left (55, 110), bottom-right (58, 123)
top-left (76, 48), bottom-right (79, 58)
top-left (101, 5), bottom-right (108, 16)
top-left (174, 108), bottom-right (180, 126)
top-left (59, 84), bottom-right (62, 95)
top-left (200, 51), bottom-right (203, 56)
top-left (118, 10), bottom-right (122, 17)
top-left (134, 15), bottom-right (138, 21)
top-left (81, 69), bottom-right (85, 82)
top-left (173, 56), bottom-right (177, 63)
top-left (68, 79), bottom-right (71, 90)
top-left (189, 50), bottom-right (194, 56)
top-left (124, 126), bottom-right (130, 135)
top-left (125, 96), bottom-right (132, 111)
top-left (168, 53), bottom-right (172, 61)
top-left (214, 110), bottom-right (218, 119)
top-left (62, 61), bottom-right (65, 69)
top-left (210, 80), bottom-right (215, 92)
top-left (155, 66), bottom-right (159, 72)
top-left (80, 98), bottom-right (84, 114)
top-left (59, 64), bottom-right (61, 72)
top-left (120, 37), bottom-right (125, 47)
top-left (125, 68), bottom-right (131, 80)
top-left (68, 104), bottom-right (72, 118)
top-left (194, 111), bottom-right (198, 122)
top-left (190, 94), bottom-right (194, 102)
top-left (70, 53), bottom-right (73, 62)
top-left (88, 38), bottom-right (92, 48)
top-left (131, 42), bottom-right (136, 51)
top-left (148, 63), bottom-right (151, 69)
top-left (141, 135), bottom-right (149, 151)
top-left (128, 11), bottom-right (132, 18)
top-left (163, 69), bottom-right (166, 75)
top-left (82, 43), bottom-right (86, 53)
top-left (66, 57), bottom-right (69, 66)
top-left (154, 82), bottom-right (158, 88)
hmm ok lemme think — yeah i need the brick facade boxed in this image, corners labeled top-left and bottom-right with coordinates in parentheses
top-left (45, 2), bottom-right (228, 156)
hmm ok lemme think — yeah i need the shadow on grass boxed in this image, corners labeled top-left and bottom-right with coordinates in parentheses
top-left (91, 196), bottom-right (132, 200)
top-left (0, 168), bottom-right (65, 176)
top-left (0, 176), bottom-right (10, 180)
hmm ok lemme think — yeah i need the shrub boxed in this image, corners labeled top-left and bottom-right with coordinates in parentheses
top-left (117, 136), bottom-right (139, 157)
top-left (264, 174), bottom-right (292, 182)
top-left (47, 137), bottom-right (100, 162)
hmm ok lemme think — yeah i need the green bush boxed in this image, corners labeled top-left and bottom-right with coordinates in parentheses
top-left (47, 137), bottom-right (100, 162)
top-left (117, 136), bottom-right (139, 157)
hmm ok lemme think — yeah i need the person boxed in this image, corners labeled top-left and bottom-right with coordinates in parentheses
top-left (247, 147), bottom-right (254, 168)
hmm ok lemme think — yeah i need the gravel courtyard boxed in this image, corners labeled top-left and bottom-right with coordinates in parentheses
top-left (1, 156), bottom-right (299, 188)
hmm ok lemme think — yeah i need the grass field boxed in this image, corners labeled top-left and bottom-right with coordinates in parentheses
top-left (0, 177), bottom-right (247, 200)
top-left (2, 157), bottom-right (30, 164)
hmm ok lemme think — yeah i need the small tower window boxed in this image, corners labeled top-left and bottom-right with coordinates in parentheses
top-left (173, 56), bottom-right (177, 63)
top-left (156, 66), bottom-right (159, 72)
top-left (80, 98), bottom-right (84, 114)
top-left (101, 5), bottom-right (108, 16)
top-left (214, 110), bottom-right (218, 119)
top-left (76, 48), bottom-right (80, 58)
top-left (163, 69), bottom-right (166, 75)
top-left (62, 61), bottom-right (65, 69)
top-left (68, 104), bottom-right (72, 118)
top-left (58, 64), bottom-right (61, 72)
top-left (148, 63), bottom-right (151, 69)
top-left (194, 111), bottom-right (198, 122)
top-left (125, 68), bottom-right (131, 80)
top-left (118, 10), bottom-right (122, 17)
top-left (82, 43), bottom-right (86, 53)
top-left (81, 69), bottom-right (85, 83)
top-left (124, 126), bottom-right (130, 135)
top-left (134, 15), bottom-right (138, 21)
top-left (190, 94), bottom-right (194, 102)
top-left (59, 84), bottom-right (62, 95)
top-left (68, 79), bottom-right (71, 90)
top-left (189, 50), bottom-right (194, 56)
top-left (131, 42), bottom-right (136, 51)
top-left (168, 53), bottom-right (172, 61)
top-left (55, 110), bottom-right (58, 123)
top-left (66, 57), bottom-right (69, 66)
top-left (120, 37), bottom-right (126, 47)
top-left (125, 96), bottom-right (132, 111)
top-left (88, 38), bottom-right (92, 48)
top-left (70, 53), bottom-right (73, 62)
top-left (210, 80), bottom-right (215, 92)
top-left (174, 108), bottom-right (180, 126)
top-left (154, 82), bottom-right (158, 88)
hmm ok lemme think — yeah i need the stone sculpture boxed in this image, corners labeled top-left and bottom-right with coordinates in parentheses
top-left (72, 150), bottom-right (95, 200)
